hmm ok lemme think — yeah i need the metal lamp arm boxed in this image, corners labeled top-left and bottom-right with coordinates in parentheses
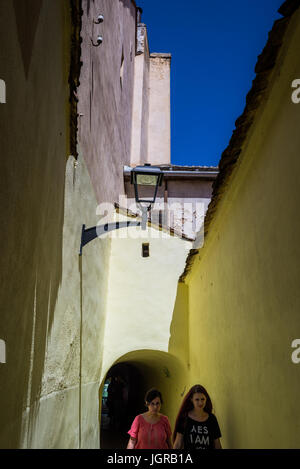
top-left (79, 221), bottom-right (141, 256)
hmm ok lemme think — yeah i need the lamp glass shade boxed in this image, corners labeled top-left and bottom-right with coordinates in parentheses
top-left (136, 174), bottom-right (158, 186)
top-left (131, 165), bottom-right (163, 204)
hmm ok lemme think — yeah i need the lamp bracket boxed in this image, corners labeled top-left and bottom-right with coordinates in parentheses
top-left (79, 221), bottom-right (141, 255)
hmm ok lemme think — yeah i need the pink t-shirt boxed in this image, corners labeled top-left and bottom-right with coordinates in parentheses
top-left (128, 414), bottom-right (172, 449)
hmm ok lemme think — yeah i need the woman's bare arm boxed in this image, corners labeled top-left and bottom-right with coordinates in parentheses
top-left (214, 438), bottom-right (222, 449)
top-left (127, 437), bottom-right (137, 449)
top-left (166, 436), bottom-right (173, 449)
top-left (173, 433), bottom-right (184, 449)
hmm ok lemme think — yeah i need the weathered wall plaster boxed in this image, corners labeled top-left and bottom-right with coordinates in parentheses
top-left (130, 24), bottom-right (171, 166)
top-left (148, 54), bottom-right (171, 165)
top-left (21, 153), bottom-right (110, 449)
top-left (130, 24), bottom-right (150, 166)
top-left (78, 0), bottom-right (137, 205)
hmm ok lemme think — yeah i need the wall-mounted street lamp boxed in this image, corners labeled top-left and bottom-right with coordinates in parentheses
top-left (79, 164), bottom-right (163, 255)
top-left (130, 163), bottom-right (164, 235)
top-left (131, 164), bottom-right (163, 204)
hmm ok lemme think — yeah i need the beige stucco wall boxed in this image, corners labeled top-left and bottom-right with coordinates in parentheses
top-left (172, 9), bottom-right (300, 449)
top-left (124, 174), bottom-right (215, 241)
top-left (148, 54), bottom-right (171, 165)
top-left (130, 24), bottom-right (150, 166)
top-left (100, 213), bottom-right (192, 385)
top-left (129, 24), bottom-right (171, 166)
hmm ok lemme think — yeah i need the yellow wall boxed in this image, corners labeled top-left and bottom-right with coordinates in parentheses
top-left (98, 217), bottom-right (192, 441)
top-left (173, 10), bottom-right (300, 448)
top-left (22, 152), bottom-right (111, 449)
top-left (0, 1), bottom-right (111, 449)
top-left (101, 213), bottom-right (192, 384)
top-left (0, 0), bottom-right (70, 448)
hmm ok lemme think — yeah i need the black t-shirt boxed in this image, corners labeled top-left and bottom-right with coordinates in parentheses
top-left (177, 414), bottom-right (221, 449)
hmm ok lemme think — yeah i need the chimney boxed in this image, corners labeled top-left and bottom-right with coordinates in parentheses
top-left (137, 7), bottom-right (143, 24)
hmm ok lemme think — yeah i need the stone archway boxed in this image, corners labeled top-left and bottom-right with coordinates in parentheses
top-left (99, 350), bottom-right (187, 449)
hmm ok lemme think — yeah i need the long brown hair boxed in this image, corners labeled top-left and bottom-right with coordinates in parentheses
top-left (172, 384), bottom-right (213, 442)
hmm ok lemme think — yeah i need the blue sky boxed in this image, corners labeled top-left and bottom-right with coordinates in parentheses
top-left (137, 0), bottom-right (283, 167)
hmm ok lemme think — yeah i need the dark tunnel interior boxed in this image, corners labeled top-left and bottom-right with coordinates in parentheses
top-left (100, 362), bottom-right (146, 449)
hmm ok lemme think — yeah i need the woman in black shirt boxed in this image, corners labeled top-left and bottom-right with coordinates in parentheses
top-left (173, 384), bottom-right (222, 449)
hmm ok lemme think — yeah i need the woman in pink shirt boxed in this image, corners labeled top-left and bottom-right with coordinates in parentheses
top-left (127, 388), bottom-right (172, 449)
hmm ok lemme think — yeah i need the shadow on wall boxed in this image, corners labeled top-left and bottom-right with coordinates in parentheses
top-left (0, 1), bottom-right (68, 448)
top-left (99, 349), bottom-right (189, 449)
top-left (0, 158), bottom-right (65, 449)
top-left (168, 282), bottom-right (190, 368)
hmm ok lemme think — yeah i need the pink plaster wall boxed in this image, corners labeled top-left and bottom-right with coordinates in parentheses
top-left (78, 0), bottom-right (137, 205)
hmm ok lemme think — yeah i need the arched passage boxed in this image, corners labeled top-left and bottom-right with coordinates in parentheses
top-left (99, 350), bottom-right (187, 449)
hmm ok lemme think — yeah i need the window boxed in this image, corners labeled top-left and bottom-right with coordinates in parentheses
top-left (142, 243), bottom-right (150, 258)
